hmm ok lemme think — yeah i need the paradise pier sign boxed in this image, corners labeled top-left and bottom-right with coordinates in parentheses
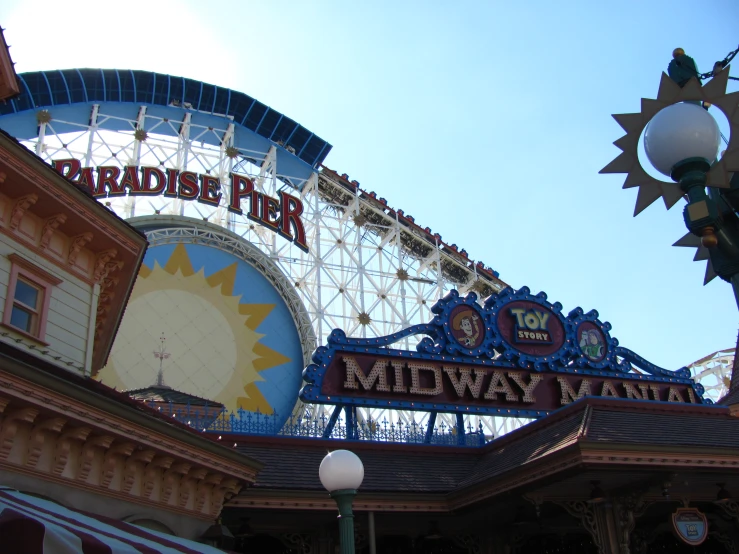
top-left (300, 287), bottom-right (708, 418)
top-left (52, 159), bottom-right (308, 251)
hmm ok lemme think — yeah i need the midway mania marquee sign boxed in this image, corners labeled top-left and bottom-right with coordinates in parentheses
top-left (301, 287), bottom-right (708, 418)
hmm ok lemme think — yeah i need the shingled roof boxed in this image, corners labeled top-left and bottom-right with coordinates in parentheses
top-left (231, 398), bottom-right (736, 505)
top-left (236, 439), bottom-right (478, 493)
top-left (127, 385), bottom-right (225, 408)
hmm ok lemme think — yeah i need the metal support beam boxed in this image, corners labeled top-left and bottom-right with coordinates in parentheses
top-left (456, 413), bottom-right (465, 446)
top-left (424, 411), bottom-right (437, 444)
top-left (323, 404), bottom-right (343, 438)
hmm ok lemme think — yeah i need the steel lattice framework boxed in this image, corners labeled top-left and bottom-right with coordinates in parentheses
top-left (1, 73), bottom-right (534, 439)
top-left (688, 347), bottom-right (735, 403)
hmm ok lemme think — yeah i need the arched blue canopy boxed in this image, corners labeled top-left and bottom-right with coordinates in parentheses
top-left (0, 69), bottom-right (332, 170)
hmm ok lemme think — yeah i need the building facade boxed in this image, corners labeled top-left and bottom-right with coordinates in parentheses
top-left (0, 29), bottom-right (264, 550)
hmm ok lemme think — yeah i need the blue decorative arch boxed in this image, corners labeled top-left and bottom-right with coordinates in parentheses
top-left (0, 69), bottom-right (331, 170)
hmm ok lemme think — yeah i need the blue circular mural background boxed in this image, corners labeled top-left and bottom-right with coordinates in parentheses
top-left (100, 238), bottom-right (304, 429)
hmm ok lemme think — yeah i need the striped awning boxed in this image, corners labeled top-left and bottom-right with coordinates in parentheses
top-left (0, 488), bottom-right (227, 554)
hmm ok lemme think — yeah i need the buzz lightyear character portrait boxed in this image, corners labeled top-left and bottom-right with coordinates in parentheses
top-left (580, 329), bottom-right (605, 361)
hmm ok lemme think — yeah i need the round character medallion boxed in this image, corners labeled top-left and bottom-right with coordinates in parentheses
top-left (576, 321), bottom-right (607, 362)
top-left (449, 305), bottom-right (484, 349)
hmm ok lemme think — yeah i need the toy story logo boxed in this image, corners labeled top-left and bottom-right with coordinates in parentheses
top-left (672, 508), bottom-right (708, 546)
top-left (496, 300), bottom-right (566, 358)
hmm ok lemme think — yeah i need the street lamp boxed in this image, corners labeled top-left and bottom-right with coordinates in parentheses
top-left (643, 103), bottom-right (724, 246)
top-left (320, 450), bottom-right (364, 554)
top-left (600, 65), bottom-right (739, 308)
top-left (643, 101), bottom-right (739, 308)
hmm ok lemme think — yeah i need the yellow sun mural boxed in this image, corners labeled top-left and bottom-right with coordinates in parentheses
top-left (97, 243), bottom-right (291, 413)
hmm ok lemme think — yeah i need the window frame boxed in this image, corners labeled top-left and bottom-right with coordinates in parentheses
top-left (2, 254), bottom-right (63, 344)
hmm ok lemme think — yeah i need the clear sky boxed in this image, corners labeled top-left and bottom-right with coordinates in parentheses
top-left (1, 0), bottom-right (737, 371)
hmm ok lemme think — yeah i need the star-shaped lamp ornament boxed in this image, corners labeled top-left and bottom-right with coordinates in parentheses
top-left (600, 67), bottom-right (739, 284)
top-left (673, 231), bottom-right (718, 285)
top-left (601, 68), bottom-right (739, 213)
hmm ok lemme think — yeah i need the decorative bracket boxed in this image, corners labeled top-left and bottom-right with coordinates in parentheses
top-left (67, 232), bottom-right (93, 266)
top-left (40, 213), bottom-right (67, 249)
top-left (614, 494), bottom-right (652, 554)
top-left (557, 500), bottom-right (607, 554)
top-left (9, 193), bottom-right (38, 229)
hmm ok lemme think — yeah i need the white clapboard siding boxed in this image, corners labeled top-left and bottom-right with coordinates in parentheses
top-left (0, 234), bottom-right (93, 375)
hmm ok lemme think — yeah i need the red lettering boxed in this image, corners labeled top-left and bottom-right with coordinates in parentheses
top-left (141, 167), bottom-right (166, 194)
top-left (279, 190), bottom-right (307, 251)
top-left (177, 171), bottom-right (199, 198)
top-left (78, 167), bottom-right (98, 196)
top-left (164, 168), bottom-right (178, 197)
top-left (260, 194), bottom-right (280, 230)
top-left (228, 173), bottom-right (254, 214)
top-left (97, 166), bottom-right (121, 197)
top-left (199, 175), bottom-right (221, 205)
top-left (117, 165), bottom-right (142, 194)
top-left (52, 159), bottom-right (80, 180)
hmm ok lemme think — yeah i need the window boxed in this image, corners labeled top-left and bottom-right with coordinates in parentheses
top-left (2, 254), bottom-right (62, 343)
top-left (10, 277), bottom-right (42, 334)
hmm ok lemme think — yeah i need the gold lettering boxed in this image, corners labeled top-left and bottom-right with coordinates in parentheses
top-left (508, 372), bottom-right (543, 403)
top-left (667, 387), bottom-right (685, 403)
top-left (343, 357), bottom-right (391, 392)
top-left (600, 380), bottom-right (620, 397)
top-left (557, 376), bottom-right (592, 405)
top-left (535, 310), bottom-right (550, 329)
top-left (409, 363), bottom-right (443, 396)
top-left (687, 387), bottom-right (697, 404)
top-left (390, 361), bottom-right (407, 393)
top-left (484, 370), bottom-right (519, 401)
top-left (524, 312), bottom-right (539, 330)
top-left (622, 382), bottom-right (649, 400)
top-left (510, 308), bottom-right (526, 327)
top-left (443, 367), bottom-right (486, 399)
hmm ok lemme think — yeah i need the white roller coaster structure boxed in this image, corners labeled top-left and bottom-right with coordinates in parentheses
top-left (4, 90), bottom-right (535, 439)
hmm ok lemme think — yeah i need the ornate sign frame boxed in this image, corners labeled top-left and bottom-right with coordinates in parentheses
top-left (301, 287), bottom-right (708, 418)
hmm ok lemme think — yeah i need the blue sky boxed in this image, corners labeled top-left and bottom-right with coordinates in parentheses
top-left (1, 0), bottom-right (737, 371)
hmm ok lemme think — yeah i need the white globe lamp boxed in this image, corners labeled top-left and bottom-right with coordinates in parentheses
top-left (320, 450), bottom-right (364, 554)
top-left (319, 449), bottom-right (364, 492)
top-left (643, 102), bottom-right (721, 179)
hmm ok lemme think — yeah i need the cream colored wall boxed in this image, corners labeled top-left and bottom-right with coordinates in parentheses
top-left (0, 233), bottom-right (93, 376)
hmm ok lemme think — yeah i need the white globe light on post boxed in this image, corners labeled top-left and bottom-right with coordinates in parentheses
top-left (643, 102), bottom-right (726, 252)
top-left (601, 68), bottom-right (739, 311)
top-left (320, 450), bottom-right (364, 554)
top-left (644, 102), bottom-right (721, 178)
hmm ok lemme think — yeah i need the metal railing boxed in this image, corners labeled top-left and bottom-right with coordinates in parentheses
top-left (148, 402), bottom-right (487, 447)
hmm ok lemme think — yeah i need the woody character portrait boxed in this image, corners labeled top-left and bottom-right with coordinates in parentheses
top-left (451, 309), bottom-right (482, 348)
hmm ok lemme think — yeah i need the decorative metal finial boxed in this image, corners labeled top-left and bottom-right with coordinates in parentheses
top-left (153, 332), bottom-right (171, 387)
